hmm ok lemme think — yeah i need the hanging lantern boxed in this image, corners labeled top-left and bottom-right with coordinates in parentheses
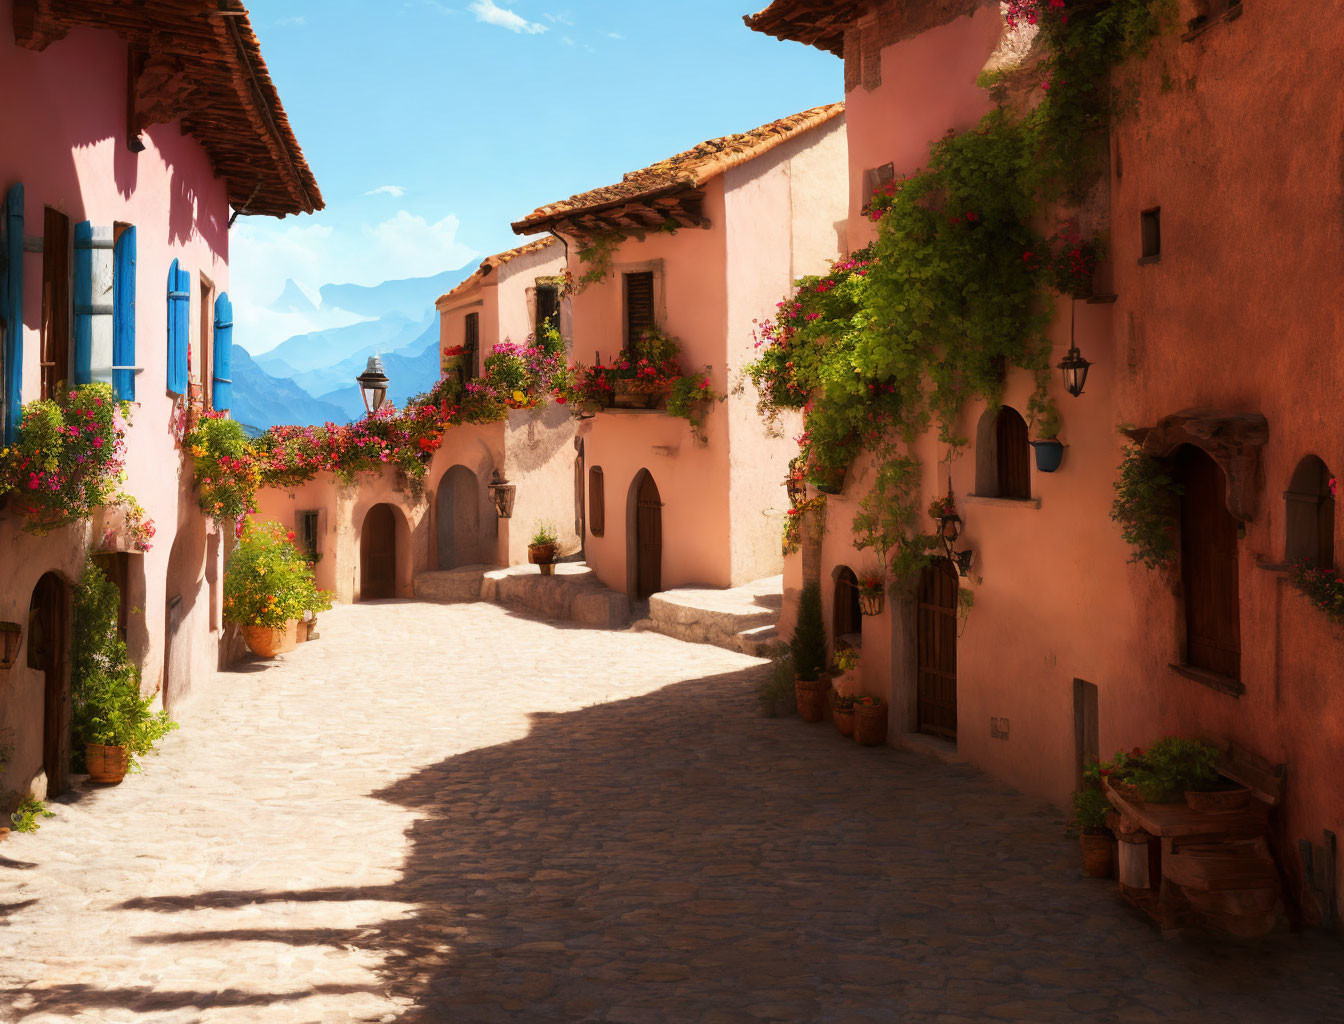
top-left (356, 355), bottom-right (390, 415)
top-left (939, 512), bottom-right (963, 545)
top-left (1058, 345), bottom-right (1092, 398)
top-left (487, 469), bottom-right (516, 519)
top-left (0, 622), bottom-right (20, 670)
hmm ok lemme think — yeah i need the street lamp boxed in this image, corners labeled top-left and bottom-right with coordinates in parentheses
top-left (1058, 299), bottom-right (1092, 397)
top-left (357, 355), bottom-right (390, 415)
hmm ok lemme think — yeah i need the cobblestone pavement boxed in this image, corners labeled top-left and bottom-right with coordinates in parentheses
top-left (2, 601), bottom-right (1341, 1024)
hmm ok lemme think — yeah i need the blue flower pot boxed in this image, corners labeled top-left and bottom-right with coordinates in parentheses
top-left (1031, 440), bottom-right (1065, 473)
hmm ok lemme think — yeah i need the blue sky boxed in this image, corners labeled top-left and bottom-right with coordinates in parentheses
top-left (231, 0), bottom-right (841, 353)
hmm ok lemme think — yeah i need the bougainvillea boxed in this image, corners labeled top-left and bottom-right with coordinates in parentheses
top-left (1287, 562), bottom-right (1344, 627)
top-left (184, 413), bottom-right (260, 524)
top-left (0, 383), bottom-right (128, 534)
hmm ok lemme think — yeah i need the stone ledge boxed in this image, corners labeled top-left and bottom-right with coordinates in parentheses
top-left (482, 564), bottom-right (632, 630)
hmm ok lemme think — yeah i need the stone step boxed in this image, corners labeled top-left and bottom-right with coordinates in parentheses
top-left (639, 576), bottom-right (783, 653)
top-left (736, 625), bottom-right (786, 659)
top-left (413, 565), bottom-right (498, 603)
top-left (481, 563), bottom-right (632, 630)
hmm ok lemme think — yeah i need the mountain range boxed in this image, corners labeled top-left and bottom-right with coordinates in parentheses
top-left (233, 266), bottom-right (471, 432)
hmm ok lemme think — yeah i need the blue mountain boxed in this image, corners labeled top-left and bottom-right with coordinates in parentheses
top-left (228, 346), bottom-right (348, 431)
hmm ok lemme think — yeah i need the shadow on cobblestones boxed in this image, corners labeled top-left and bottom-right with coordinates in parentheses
top-left (110, 666), bottom-right (1342, 1024)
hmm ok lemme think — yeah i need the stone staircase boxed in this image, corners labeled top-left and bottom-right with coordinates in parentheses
top-left (414, 563), bottom-right (631, 629)
top-left (633, 575), bottom-right (785, 657)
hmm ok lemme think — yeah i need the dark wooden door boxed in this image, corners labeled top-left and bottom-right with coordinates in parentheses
top-left (635, 474), bottom-right (662, 599)
top-left (29, 574), bottom-right (67, 790)
top-left (1179, 446), bottom-right (1241, 679)
top-left (917, 558), bottom-right (959, 739)
top-left (996, 407), bottom-right (1030, 499)
top-left (361, 504), bottom-right (397, 600)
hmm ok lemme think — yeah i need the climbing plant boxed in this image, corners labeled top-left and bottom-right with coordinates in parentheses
top-left (745, 0), bottom-right (1177, 579)
top-left (1109, 439), bottom-right (1181, 569)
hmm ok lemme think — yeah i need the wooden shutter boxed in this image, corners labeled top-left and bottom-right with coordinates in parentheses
top-left (464, 312), bottom-right (479, 380)
top-left (2, 183), bottom-right (22, 441)
top-left (166, 259), bottom-right (189, 395)
top-left (996, 407), bottom-right (1030, 500)
top-left (536, 284), bottom-right (559, 338)
top-left (589, 466), bottom-right (605, 537)
top-left (74, 222), bottom-right (114, 386)
top-left (625, 271), bottom-right (654, 346)
top-left (112, 227), bottom-right (136, 401)
top-left (212, 292), bottom-right (233, 411)
top-left (40, 208), bottom-right (70, 398)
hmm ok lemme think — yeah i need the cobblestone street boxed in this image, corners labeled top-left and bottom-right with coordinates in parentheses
top-left (2, 601), bottom-right (1340, 1024)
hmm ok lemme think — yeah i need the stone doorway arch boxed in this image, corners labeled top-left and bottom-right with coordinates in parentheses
top-left (361, 503), bottom-right (399, 600)
top-left (435, 465), bottom-right (480, 570)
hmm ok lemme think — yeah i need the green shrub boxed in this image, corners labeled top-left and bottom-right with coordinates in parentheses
top-left (757, 653), bottom-right (797, 718)
top-left (1125, 737), bottom-right (1221, 803)
top-left (71, 559), bottom-right (176, 770)
top-left (1071, 786), bottom-right (1111, 833)
top-left (790, 583), bottom-right (828, 682)
top-left (10, 796), bottom-right (53, 833)
top-left (224, 520), bottom-right (332, 628)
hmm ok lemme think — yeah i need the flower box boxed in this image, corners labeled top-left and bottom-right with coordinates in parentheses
top-left (611, 381), bottom-right (669, 410)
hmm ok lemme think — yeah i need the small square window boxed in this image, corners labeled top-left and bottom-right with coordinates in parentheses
top-left (1140, 208), bottom-right (1161, 263)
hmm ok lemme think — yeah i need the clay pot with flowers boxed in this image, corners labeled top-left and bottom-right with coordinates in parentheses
top-left (1030, 405), bottom-right (1065, 474)
top-left (1074, 765), bottom-right (1116, 878)
top-left (857, 573), bottom-right (886, 616)
top-left (832, 646), bottom-right (861, 699)
top-left (528, 522), bottom-right (560, 576)
top-left (852, 695), bottom-right (888, 746)
top-left (224, 520), bottom-right (332, 658)
top-left (832, 693), bottom-right (856, 737)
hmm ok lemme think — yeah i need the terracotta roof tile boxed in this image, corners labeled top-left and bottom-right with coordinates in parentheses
top-left (742, 1), bottom-right (865, 55)
top-left (436, 237), bottom-right (560, 308)
top-left (15, 0), bottom-right (321, 217)
top-left (511, 104), bottom-right (844, 235)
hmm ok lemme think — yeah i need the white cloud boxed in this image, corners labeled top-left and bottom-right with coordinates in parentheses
top-left (364, 184), bottom-right (407, 198)
top-left (277, 15), bottom-right (306, 26)
top-left (543, 10), bottom-right (574, 26)
top-left (605, 31), bottom-right (623, 39)
top-left (468, 0), bottom-right (546, 34)
top-left (230, 210), bottom-right (477, 355)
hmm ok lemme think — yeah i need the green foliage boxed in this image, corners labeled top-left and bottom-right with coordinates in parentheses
top-left (1110, 439), bottom-right (1181, 569)
top-left (71, 559), bottom-right (176, 766)
top-left (1123, 737), bottom-right (1221, 803)
top-left (223, 520), bottom-right (332, 628)
top-left (529, 521), bottom-right (558, 546)
top-left (10, 796), bottom-right (53, 833)
top-left (1072, 785), bottom-right (1112, 833)
top-left (573, 230), bottom-right (624, 293)
top-left (1286, 561), bottom-right (1344, 626)
top-left (184, 414), bottom-right (258, 524)
top-left (790, 582), bottom-right (828, 682)
top-left (757, 652), bottom-right (798, 718)
top-left (665, 370), bottom-right (724, 446)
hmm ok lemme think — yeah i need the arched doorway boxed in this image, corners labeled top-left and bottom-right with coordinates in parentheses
top-left (834, 566), bottom-right (861, 644)
top-left (630, 471), bottom-right (662, 599)
top-left (28, 573), bottom-right (69, 795)
top-left (361, 503), bottom-right (398, 600)
top-left (916, 558), bottom-right (958, 740)
top-left (435, 465), bottom-right (479, 569)
top-left (1177, 444), bottom-right (1240, 680)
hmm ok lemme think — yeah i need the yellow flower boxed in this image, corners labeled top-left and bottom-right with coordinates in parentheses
top-left (512, 390), bottom-right (526, 404)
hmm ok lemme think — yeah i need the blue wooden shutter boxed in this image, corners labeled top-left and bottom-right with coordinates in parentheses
top-left (212, 291), bottom-right (232, 411)
top-left (112, 227), bottom-right (136, 401)
top-left (1, 183), bottom-right (22, 442)
top-left (73, 221), bottom-right (93, 384)
top-left (166, 259), bottom-right (189, 395)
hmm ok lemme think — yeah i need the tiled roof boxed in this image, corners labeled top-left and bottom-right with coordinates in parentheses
top-left (742, 1), bottom-right (866, 55)
top-left (14, 0), bottom-right (322, 216)
top-left (436, 237), bottom-right (560, 308)
top-left (511, 104), bottom-right (845, 235)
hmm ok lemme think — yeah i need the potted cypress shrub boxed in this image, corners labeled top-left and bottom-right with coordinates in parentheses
top-left (791, 582), bottom-right (829, 722)
top-left (224, 521), bottom-right (332, 658)
top-left (71, 560), bottom-right (176, 785)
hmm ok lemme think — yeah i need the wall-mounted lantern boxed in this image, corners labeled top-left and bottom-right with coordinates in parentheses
top-left (1058, 299), bottom-right (1092, 397)
top-left (487, 470), bottom-right (516, 519)
top-left (0, 622), bottom-right (20, 670)
top-left (785, 457), bottom-right (808, 508)
top-left (357, 355), bottom-right (390, 416)
top-left (952, 549), bottom-right (974, 577)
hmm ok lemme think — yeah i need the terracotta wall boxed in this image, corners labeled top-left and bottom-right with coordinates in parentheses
top-left (0, 6), bottom-right (229, 799)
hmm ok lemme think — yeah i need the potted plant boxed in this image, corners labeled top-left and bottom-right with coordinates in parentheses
top-left (852, 694), bottom-right (887, 746)
top-left (1125, 737), bottom-right (1222, 804)
top-left (1031, 405), bottom-right (1065, 473)
top-left (224, 520), bottom-right (333, 658)
top-left (1074, 767), bottom-right (1116, 878)
top-left (71, 560), bottom-right (176, 785)
top-left (791, 582), bottom-right (829, 723)
top-left (832, 645), bottom-right (860, 698)
top-left (857, 573), bottom-right (885, 616)
top-left (528, 522), bottom-right (559, 575)
top-left (833, 693), bottom-right (856, 737)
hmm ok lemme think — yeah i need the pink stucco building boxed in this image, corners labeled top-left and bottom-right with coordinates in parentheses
top-left (253, 237), bottom-right (578, 603)
top-left (749, 0), bottom-right (1342, 929)
top-left (511, 106), bottom-right (849, 600)
top-left (0, 0), bottom-right (319, 800)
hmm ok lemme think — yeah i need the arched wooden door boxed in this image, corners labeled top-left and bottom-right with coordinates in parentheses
top-left (635, 473), bottom-right (662, 599)
top-left (28, 573), bottom-right (69, 794)
top-left (916, 558), bottom-right (959, 740)
top-left (361, 504), bottom-right (397, 600)
top-left (1178, 445), bottom-right (1241, 680)
top-left (435, 466), bottom-right (479, 570)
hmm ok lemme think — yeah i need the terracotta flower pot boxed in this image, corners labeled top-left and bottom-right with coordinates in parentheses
top-left (794, 676), bottom-right (829, 723)
top-left (833, 704), bottom-right (855, 737)
top-left (1080, 831), bottom-right (1115, 878)
top-left (242, 621), bottom-right (298, 659)
top-left (528, 542), bottom-right (557, 565)
top-left (86, 743), bottom-right (129, 785)
top-left (853, 700), bottom-right (888, 746)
